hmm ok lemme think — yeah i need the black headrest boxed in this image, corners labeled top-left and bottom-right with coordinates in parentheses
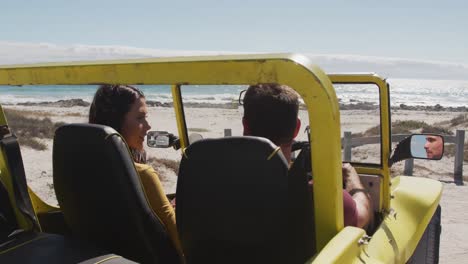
top-left (53, 123), bottom-right (180, 264)
top-left (176, 136), bottom-right (313, 263)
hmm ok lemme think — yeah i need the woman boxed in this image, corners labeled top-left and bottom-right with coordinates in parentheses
top-left (89, 84), bottom-right (183, 257)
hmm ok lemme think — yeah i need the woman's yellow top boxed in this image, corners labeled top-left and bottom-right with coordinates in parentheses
top-left (134, 163), bottom-right (183, 257)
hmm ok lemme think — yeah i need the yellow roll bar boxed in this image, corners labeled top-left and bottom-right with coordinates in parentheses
top-left (1, 54), bottom-right (342, 249)
top-left (328, 74), bottom-right (391, 212)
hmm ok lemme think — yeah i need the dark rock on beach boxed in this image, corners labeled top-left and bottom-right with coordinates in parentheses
top-left (339, 102), bottom-right (379, 110)
top-left (184, 102), bottom-right (238, 109)
top-left (17, 99), bottom-right (90, 107)
top-left (394, 104), bottom-right (468, 112)
top-left (146, 100), bottom-right (238, 109)
top-left (145, 101), bottom-right (173, 107)
top-left (12, 98), bottom-right (467, 112)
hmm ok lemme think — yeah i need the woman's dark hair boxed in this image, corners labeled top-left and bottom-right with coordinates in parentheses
top-left (89, 84), bottom-right (145, 132)
top-left (89, 84), bottom-right (147, 163)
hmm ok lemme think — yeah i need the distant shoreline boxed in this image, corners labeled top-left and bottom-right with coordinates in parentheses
top-left (4, 98), bottom-right (468, 112)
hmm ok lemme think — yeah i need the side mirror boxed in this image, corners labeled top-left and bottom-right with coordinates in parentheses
top-left (147, 131), bottom-right (204, 149)
top-left (147, 131), bottom-right (179, 148)
top-left (389, 134), bottom-right (444, 166)
top-left (410, 134), bottom-right (444, 160)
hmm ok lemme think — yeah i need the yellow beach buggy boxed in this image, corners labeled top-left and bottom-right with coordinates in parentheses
top-left (0, 54), bottom-right (442, 263)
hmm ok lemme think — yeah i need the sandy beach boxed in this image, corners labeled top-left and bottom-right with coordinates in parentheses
top-left (5, 103), bottom-right (468, 263)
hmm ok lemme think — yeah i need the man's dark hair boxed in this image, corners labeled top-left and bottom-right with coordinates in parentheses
top-left (243, 83), bottom-right (299, 145)
top-left (89, 84), bottom-right (145, 133)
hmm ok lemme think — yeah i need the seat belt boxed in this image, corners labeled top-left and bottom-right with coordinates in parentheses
top-left (0, 135), bottom-right (40, 232)
top-left (0, 178), bottom-right (16, 242)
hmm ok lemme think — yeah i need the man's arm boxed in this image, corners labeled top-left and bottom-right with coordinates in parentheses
top-left (342, 163), bottom-right (373, 229)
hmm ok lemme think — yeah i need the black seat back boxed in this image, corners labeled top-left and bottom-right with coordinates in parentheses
top-left (53, 124), bottom-right (180, 264)
top-left (288, 145), bottom-right (316, 260)
top-left (176, 136), bottom-right (314, 263)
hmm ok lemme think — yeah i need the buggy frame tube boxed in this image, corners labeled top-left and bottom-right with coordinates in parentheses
top-left (0, 54), bottom-right (342, 250)
top-left (171, 84), bottom-right (189, 149)
top-left (329, 74), bottom-right (391, 212)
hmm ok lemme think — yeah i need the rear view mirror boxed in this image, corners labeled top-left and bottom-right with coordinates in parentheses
top-left (410, 134), bottom-right (444, 160)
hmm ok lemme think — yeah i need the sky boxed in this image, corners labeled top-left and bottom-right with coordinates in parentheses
top-left (1, 0), bottom-right (467, 64)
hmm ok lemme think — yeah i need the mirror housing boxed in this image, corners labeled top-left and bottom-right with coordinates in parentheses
top-left (411, 134), bottom-right (444, 160)
top-left (147, 131), bottom-right (203, 149)
top-left (389, 134), bottom-right (444, 166)
top-left (147, 131), bottom-right (179, 149)
top-left (188, 133), bottom-right (203, 144)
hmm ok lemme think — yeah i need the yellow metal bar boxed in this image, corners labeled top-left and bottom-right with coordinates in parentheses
top-left (0, 53), bottom-right (343, 249)
top-left (329, 74), bottom-right (391, 212)
top-left (353, 166), bottom-right (384, 176)
top-left (0, 105), bottom-right (7, 126)
top-left (171, 85), bottom-right (189, 149)
top-left (28, 186), bottom-right (59, 213)
top-left (378, 79), bottom-right (392, 212)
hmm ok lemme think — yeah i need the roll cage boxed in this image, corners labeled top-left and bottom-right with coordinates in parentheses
top-left (0, 54), bottom-right (442, 262)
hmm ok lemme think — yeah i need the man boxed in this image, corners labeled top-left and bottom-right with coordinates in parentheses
top-left (242, 83), bottom-right (372, 228)
top-left (424, 135), bottom-right (443, 159)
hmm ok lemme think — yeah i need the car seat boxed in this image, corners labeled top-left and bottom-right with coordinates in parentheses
top-left (176, 136), bottom-right (315, 264)
top-left (0, 131), bottom-right (134, 263)
top-left (53, 123), bottom-right (181, 264)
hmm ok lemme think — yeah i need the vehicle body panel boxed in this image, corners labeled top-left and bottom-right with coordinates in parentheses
top-left (313, 176), bottom-right (442, 263)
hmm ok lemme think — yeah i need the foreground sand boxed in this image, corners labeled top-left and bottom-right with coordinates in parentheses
top-left (7, 104), bottom-right (468, 263)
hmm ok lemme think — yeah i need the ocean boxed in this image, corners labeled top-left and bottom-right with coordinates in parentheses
top-left (0, 78), bottom-right (467, 108)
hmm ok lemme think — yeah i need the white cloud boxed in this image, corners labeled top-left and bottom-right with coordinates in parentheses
top-left (307, 53), bottom-right (468, 80)
top-left (1, 41), bottom-right (467, 80)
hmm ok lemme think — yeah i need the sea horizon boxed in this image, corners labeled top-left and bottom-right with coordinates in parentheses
top-left (1, 78), bottom-right (467, 108)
